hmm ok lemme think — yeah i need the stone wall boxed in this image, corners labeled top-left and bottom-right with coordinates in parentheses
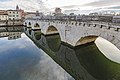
top-left (24, 20), bottom-right (120, 50)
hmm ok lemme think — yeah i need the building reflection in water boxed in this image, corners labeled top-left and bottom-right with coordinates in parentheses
top-left (0, 27), bottom-right (23, 40)
top-left (25, 27), bottom-right (120, 80)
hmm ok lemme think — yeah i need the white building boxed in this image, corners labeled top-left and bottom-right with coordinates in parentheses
top-left (0, 5), bottom-right (24, 20)
top-left (7, 10), bottom-right (21, 20)
top-left (0, 13), bottom-right (9, 20)
top-left (0, 11), bottom-right (9, 20)
top-left (55, 8), bottom-right (62, 15)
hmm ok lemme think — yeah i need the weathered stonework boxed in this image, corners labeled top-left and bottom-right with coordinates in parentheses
top-left (24, 19), bottom-right (120, 49)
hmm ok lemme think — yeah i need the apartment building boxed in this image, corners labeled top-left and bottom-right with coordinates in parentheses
top-left (7, 10), bottom-right (21, 20)
top-left (0, 10), bottom-right (9, 20)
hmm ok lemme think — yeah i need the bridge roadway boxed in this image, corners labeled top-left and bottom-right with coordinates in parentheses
top-left (24, 19), bottom-right (120, 50)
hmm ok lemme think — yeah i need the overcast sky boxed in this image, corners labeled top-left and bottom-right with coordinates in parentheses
top-left (0, 0), bottom-right (120, 12)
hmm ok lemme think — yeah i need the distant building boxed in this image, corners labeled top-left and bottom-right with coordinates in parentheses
top-left (55, 8), bottom-right (62, 15)
top-left (24, 12), bottom-right (36, 19)
top-left (89, 12), bottom-right (99, 16)
top-left (64, 9), bottom-right (79, 15)
top-left (7, 10), bottom-right (21, 20)
top-left (36, 11), bottom-right (40, 16)
top-left (25, 11), bottom-right (44, 19)
top-left (0, 10), bottom-right (9, 20)
top-left (0, 5), bottom-right (24, 20)
top-left (15, 5), bottom-right (25, 19)
top-left (7, 5), bottom-right (24, 20)
top-left (98, 11), bottom-right (115, 16)
top-left (18, 9), bottom-right (25, 19)
top-left (113, 16), bottom-right (120, 23)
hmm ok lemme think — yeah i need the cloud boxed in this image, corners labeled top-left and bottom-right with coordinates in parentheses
top-left (0, 0), bottom-right (50, 12)
top-left (83, 0), bottom-right (120, 7)
top-left (1, 0), bottom-right (120, 13)
top-left (60, 5), bottom-right (81, 9)
top-left (0, 0), bottom-right (9, 2)
top-left (51, 0), bottom-right (120, 10)
top-left (21, 51), bottom-right (74, 80)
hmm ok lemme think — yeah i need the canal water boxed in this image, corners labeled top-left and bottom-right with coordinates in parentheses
top-left (0, 26), bottom-right (120, 80)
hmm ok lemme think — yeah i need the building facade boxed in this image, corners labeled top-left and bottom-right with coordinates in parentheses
top-left (55, 8), bottom-right (62, 15)
top-left (0, 5), bottom-right (24, 20)
top-left (0, 13), bottom-right (9, 20)
top-left (0, 10), bottom-right (9, 20)
top-left (7, 10), bottom-right (21, 20)
top-left (113, 16), bottom-right (120, 23)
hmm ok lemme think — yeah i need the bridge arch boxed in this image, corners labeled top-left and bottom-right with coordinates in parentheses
top-left (33, 23), bottom-right (41, 30)
top-left (24, 27), bottom-right (27, 31)
top-left (74, 29), bottom-right (101, 46)
top-left (29, 22), bottom-right (31, 25)
top-left (27, 22), bottom-right (32, 28)
top-left (46, 35), bottom-right (61, 52)
top-left (46, 25), bottom-right (59, 35)
top-left (25, 19), bottom-right (120, 51)
top-left (45, 25), bottom-right (65, 42)
top-left (29, 29), bottom-right (32, 35)
top-left (75, 35), bottom-right (98, 46)
top-left (74, 29), bottom-right (120, 50)
top-left (34, 23), bottom-right (40, 27)
top-left (24, 22), bottom-right (27, 26)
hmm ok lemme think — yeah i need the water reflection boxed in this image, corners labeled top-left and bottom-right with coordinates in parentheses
top-left (46, 35), bottom-right (61, 52)
top-left (0, 27), bottom-right (23, 40)
top-left (95, 37), bottom-right (120, 64)
top-left (25, 27), bottom-right (120, 80)
top-left (0, 27), bottom-right (74, 80)
top-left (0, 26), bottom-right (120, 80)
top-left (34, 30), bottom-right (41, 40)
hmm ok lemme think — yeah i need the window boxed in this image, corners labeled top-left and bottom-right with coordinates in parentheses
top-left (13, 12), bottom-right (15, 14)
top-left (16, 15), bottom-right (19, 17)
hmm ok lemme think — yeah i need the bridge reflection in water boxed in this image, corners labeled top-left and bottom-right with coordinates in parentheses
top-left (24, 27), bottom-right (120, 80)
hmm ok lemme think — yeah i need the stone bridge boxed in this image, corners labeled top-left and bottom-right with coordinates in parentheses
top-left (25, 28), bottom-right (120, 80)
top-left (24, 19), bottom-right (120, 50)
